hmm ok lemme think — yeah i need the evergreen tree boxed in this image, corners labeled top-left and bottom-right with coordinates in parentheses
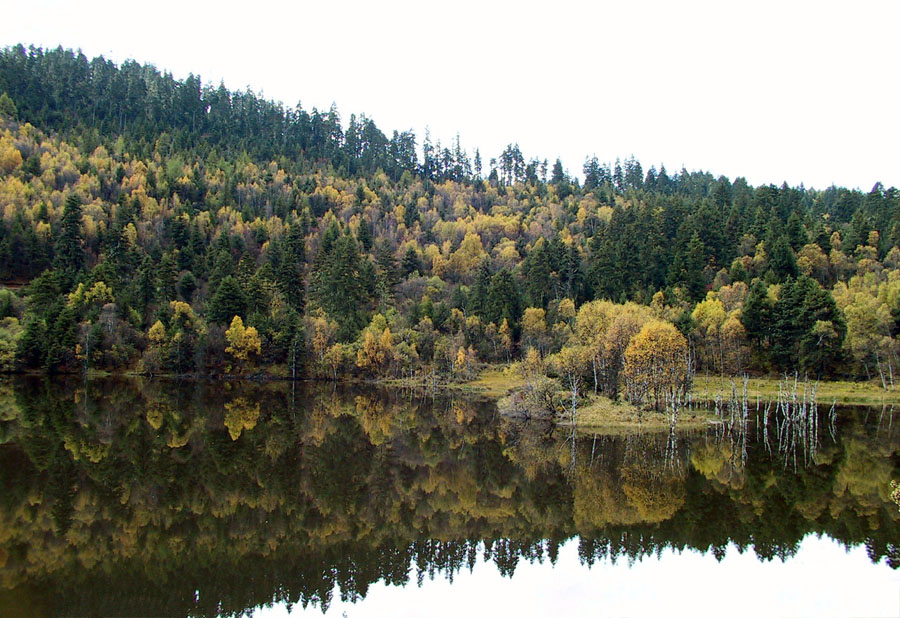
top-left (768, 276), bottom-right (845, 374)
top-left (310, 234), bottom-right (370, 341)
top-left (54, 194), bottom-right (84, 281)
top-left (485, 269), bottom-right (523, 332)
top-left (768, 235), bottom-right (799, 281)
top-left (17, 316), bottom-right (47, 368)
top-left (741, 280), bottom-right (772, 356)
top-left (375, 239), bottom-right (399, 289)
top-left (273, 242), bottom-right (305, 311)
top-left (356, 219), bottom-right (373, 252)
top-left (468, 259), bottom-right (492, 318)
top-left (208, 275), bottom-right (248, 324)
top-left (670, 232), bottom-right (706, 301)
top-left (523, 242), bottom-right (552, 308)
top-left (44, 304), bottom-right (77, 372)
top-left (401, 246), bottom-right (420, 277)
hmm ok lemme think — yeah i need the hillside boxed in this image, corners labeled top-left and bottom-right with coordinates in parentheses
top-left (1, 44), bottom-right (899, 402)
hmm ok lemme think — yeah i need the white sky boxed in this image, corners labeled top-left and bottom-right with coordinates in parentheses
top-left (2, 0), bottom-right (899, 190)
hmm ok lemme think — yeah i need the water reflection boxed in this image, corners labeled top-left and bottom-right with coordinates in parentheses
top-left (0, 377), bottom-right (897, 617)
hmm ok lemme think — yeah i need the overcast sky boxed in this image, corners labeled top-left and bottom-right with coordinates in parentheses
top-left (2, 0), bottom-right (898, 190)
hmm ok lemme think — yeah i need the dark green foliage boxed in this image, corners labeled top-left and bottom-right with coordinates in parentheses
top-left (0, 91), bottom-right (17, 118)
top-left (741, 280), bottom-right (772, 354)
top-left (208, 248), bottom-right (235, 289)
top-left (157, 251), bottom-right (179, 301)
top-left (208, 275), bottom-right (247, 324)
top-left (485, 270), bottom-right (523, 332)
top-left (25, 269), bottom-right (64, 315)
top-left (177, 271), bottom-right (197, 301)
top-left (468, 259), bottom-right (492, 318)
top-left (285, 223), bottom-right (306, 264)
top-left (17, 316), bottom-right (46, 368)
top-left (670, 231), bottom-right (707, 301)
top-left (272, 242), bottom-right (305, 311)
top-left (374, 240), bottom-right (400, 296)
top-left (130, 256), bottom-right (157, 326)
top-left (768, 235), bottom-right (799, 281)
top-left (745, 276), bottom-right (846, 375)
top-left (309, 235), bottom-right (371, 341)
top-left (770, 276), bottom-right (845, 375)
top-left (356, 219), bottom-right (373, 252)
top-left (319, 220), bottom-right (341, 257)
top-left (54, 194), bottom-right (84, 280)
top-left (44, 304), bottom-right (77, 372)
top-left (401, 246), bottom-right (420, 277)
top-left (523, 242), bottom-right (552, 308)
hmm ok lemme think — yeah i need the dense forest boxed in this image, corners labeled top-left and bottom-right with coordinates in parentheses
top-left (1, 44), bottom-right (900, 401)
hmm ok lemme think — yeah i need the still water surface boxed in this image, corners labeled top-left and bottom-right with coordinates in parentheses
top-left (0, 377), bottom-right (897, 617)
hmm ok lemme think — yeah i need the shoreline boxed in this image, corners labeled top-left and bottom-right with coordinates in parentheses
top-left (5, 366), bottom-right (899, 434)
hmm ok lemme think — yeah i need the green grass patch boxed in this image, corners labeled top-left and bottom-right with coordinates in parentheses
top-left (692, 374), bottom-right (900, 407)
top-left (574, 393), bottom-right (716, 435)
top-left (464, 366), bottom-right (524, 397)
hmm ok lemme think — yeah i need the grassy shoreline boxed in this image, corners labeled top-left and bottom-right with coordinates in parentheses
top-left (8, 366), bottom-right (897, 432)
top-left (691, 374), bottom-right (900, 407)
top-left (458, 365), bottom-right (900, 433)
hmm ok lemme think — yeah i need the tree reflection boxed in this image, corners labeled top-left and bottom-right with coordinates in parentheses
top-left (0, 377), bottom-right (897, 616)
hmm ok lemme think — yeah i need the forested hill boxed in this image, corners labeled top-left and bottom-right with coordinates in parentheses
top-left (1, 44), bottom-right (899, 386)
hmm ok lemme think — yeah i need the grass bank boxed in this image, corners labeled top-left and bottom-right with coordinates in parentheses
top-left (691, 374), bottom-right (900, 407)
top-left (574, 395), bottom-right (716, 434)
top-left (462, 366), bottom-right (898, 434)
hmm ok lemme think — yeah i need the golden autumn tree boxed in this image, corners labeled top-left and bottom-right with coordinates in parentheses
top-left (225, 315), bottom-right (261, 372)
top-left (139, 320), bottom-right (169, 375)
top-left (0, 142), bottom-right (23, 174)
top-left (549, 345), bottom-right (590, 424)
top-left (521, 307), bottom-right (548, 354)
top-left (323, 342), bottom-right (346, 381)
top-left (498, 318), bottom-right (513, 364)
top-left (356, 327), bottom-right (394, 376)
top-left (623, 320), bottom-right (691, 413)
top-left (691, 295), bottom-right (726, 374)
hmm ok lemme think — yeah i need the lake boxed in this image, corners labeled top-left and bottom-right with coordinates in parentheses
top-left (0, 377), bottom-right (898, 617)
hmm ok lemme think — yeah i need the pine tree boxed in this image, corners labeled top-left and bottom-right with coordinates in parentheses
top-left (468, 259), bottom-right (492, 318)
top-left (485, 269), bottom-right (523, 331)
top-left (356, 218), bottom-right (373, 252)
top-left (54, 194), bottom-right (84, 280)
top-left (310, 234), bottom-right (370, 341)
top-left (208, 275), bottom-right (247, 324)
top-left (741, 280), bottom-right (772, 356)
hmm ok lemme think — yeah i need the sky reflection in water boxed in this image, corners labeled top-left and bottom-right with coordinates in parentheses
top-left (272, 535), bottom-right (899, 618)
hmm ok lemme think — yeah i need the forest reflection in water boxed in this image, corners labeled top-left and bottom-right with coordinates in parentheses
top-left (0, 376), bottom-right (897, 617)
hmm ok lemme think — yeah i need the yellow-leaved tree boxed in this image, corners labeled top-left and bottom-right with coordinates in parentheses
top-left (356, 327), bottom-right (394, 376)
top-left (140, 319), bottom-right (168, 375)
top-left (225, 315), bottom-right (261, 372)
top-left (691, 295), bottom-right (726, 374)
top-left (0, 142), bottom-right (22, 174)
top-left (549, 345), bottom-right (590, 425)
top-left (623, 320), bottom-right (691, 414)
top-left (521, 307), bottom-right (548, 354)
